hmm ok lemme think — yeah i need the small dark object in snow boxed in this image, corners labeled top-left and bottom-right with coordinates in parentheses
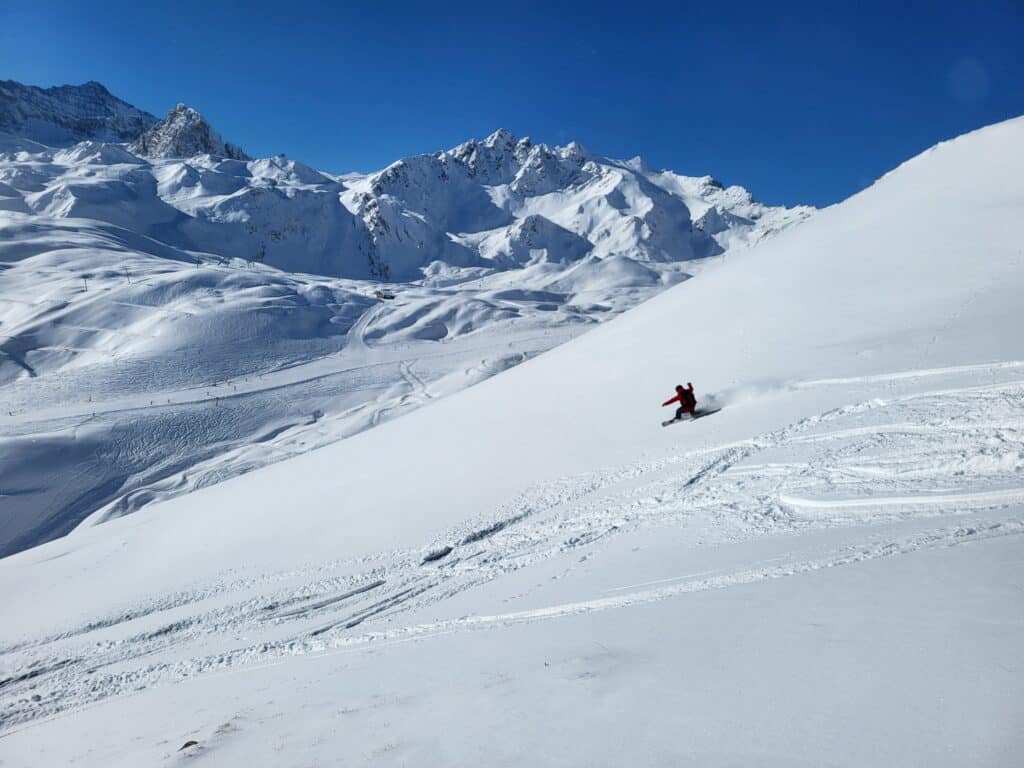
top-left (422, 546), bottom-right (453, 563)
top-left (178, 740), bottom-right (199, 751)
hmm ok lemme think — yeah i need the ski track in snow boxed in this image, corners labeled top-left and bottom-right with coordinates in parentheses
top-left (2, 366), bottom-right (1023, 731)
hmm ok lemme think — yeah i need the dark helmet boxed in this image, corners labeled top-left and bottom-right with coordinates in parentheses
top-left (675, 384), bottom-right (684, 391)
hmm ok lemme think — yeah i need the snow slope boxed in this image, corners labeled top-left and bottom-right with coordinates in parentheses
top-left (1, 84), bottom-right (810, 556)
top-left (1, 118), bottom-right (1022, 765)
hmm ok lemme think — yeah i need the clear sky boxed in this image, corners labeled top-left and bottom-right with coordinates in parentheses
top-left (4, 0), bottom-right (1022, 206)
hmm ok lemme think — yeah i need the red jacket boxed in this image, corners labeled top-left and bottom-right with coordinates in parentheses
top-left (662, 383), bottom-right (695, 408)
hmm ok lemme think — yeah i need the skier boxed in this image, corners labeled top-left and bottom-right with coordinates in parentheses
top-left (662, 382), bottom-right (696, 422)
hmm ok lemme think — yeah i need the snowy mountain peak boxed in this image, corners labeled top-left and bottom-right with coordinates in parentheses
top-left (562, 140), bottom-right (586, 156)
top-left (445, 129), bottom-right (530, 180)
top-left (76, 81), bottom-right (109, 95)
top-left (0, 79), bottom-right (157, 146)
top-left (129, 103), bottom-right (250, 161)
top-left (483, 128), bottom-right (516, 148)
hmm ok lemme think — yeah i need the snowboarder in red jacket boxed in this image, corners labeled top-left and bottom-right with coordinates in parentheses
top-left (662, 383), bottom-right (696, 421)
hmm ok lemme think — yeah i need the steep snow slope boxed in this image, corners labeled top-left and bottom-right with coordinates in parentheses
top-left (1, 115), bottom-right (809, 555)
top-left (1, 119), bottom-right (1022, 765)
top-left (0, 81), bottom-right (157, 146)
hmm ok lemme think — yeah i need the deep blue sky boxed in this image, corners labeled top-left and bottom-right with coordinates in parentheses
top-left (4, 1), bottom-right (1022, 206)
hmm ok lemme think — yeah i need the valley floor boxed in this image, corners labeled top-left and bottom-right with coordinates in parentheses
top-left (2, 360), bottom-right (1021, 766)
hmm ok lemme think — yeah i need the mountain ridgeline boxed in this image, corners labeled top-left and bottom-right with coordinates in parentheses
top-left (0, 80), bottom-right (811, 283)
top-left (0, 80), bottom-right (157, 146)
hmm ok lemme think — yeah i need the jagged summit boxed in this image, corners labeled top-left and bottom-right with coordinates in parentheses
top-left (130, 103), bottom-right (250, 161)
top-left (0, 79), bottom-right (157, 146)
top-left (481, 128), bottom-right (516, 148)
top-left (450, 129), bottom-right (585, 166)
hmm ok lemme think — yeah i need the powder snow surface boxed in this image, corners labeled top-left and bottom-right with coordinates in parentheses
top-left (0, 118), bottom-right (1022, 765)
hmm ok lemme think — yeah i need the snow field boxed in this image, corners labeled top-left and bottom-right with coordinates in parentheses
top-left (1, 105), bottom-right (1023, 765)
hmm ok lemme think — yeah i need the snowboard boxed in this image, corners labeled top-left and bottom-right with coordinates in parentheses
top-left (661, 407), bottom-right (721, 427)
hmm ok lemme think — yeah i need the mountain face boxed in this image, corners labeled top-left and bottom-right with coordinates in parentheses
top-left (130, 103), bottom-right (250, 160)
top-left (0, 80), bottom-right (157, 146)
top-left (332, 128), bottom-right (812, 280)
top-left (148, 126), bottom-right (809, 281)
